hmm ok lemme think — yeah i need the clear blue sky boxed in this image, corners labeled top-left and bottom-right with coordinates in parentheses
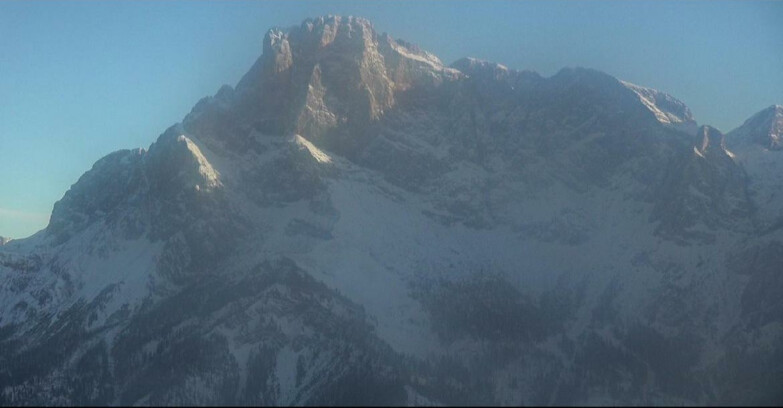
top-left (1, 1), bottom-right (781, 239)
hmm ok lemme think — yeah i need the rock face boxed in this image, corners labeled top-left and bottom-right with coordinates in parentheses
top-left (651, 126), bottom-right (754, 242)
top-left (1, 16), bottom-right (782, 406)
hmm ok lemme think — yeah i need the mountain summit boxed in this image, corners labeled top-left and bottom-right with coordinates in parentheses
top-left (225, 15), bottom-right (458, 151)
top-left (621, 80), bottom-right (698, 134)
top-left (727, 104), bottom-right (783, 150)
top-left (1, 16), bottom-right (782, 406)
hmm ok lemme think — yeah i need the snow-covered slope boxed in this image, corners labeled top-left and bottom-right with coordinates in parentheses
top-left (621, 80), bottom-right (698, 134)
top-left (1, 15), bottom-right (781, 405)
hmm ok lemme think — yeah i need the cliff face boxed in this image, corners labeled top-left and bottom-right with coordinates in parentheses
top-left (1, 16), bottom-right (782, 406)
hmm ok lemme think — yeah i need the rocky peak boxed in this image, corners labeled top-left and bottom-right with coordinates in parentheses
top-left (210, 15), bottom-right (467, 159)
top-left (727, 104), bottom-right (783, 150)
top-left (198, 16), bottom-right (690, 169)
top-left (694, 125), bottom-right (728, 158)
top-left (298, 15), bottom-right (376, 53)
top-left (262, 27), bottom-right (293, 76)
top-left (621, 80), bottom-right (697, 133)
top-left (0, 237), bottom-right (10, 246)
top-left (45, 125), bottom-right (226, 246)
top-left (144, 127), bottom-right (222, 196)
top-left (249, 16), bottom-right (377, 80)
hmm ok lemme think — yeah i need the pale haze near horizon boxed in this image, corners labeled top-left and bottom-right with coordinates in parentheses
top-left (1, 0), bottom-right (781, 239)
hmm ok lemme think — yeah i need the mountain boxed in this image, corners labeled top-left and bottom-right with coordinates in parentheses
top-left (726, 104), bottom-right (783, 232)
top-left (1, 15), bottom-right (782, 405)
top-left (727, 104), bottom-right (783, 150)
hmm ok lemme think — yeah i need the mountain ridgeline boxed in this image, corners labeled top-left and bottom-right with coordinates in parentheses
top-left (1, 16), bottom-right (782, 405)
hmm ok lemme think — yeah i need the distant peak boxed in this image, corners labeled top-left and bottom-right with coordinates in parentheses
top-left (727, 104), bottom-right (783, 150)
top-left (753, 104), bottom-right (783, 119)
top-left (0, 236), bottom-right (10, 246)
top-left (451, 57), bottom-right (509, 72)
top-left (621, 80), bottom-right (696, 131)
top-left (450, 57), bottom-right (510, 81)
top-left (449, 57), bottom-right (543, 85)
top-left (769, 104), bottom-right (783, 119)
top-left (301, 15), bottom-right (372, 29)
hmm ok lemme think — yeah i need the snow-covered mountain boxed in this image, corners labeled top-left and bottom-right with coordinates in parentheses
top-left (728, 104), bottom-right (783, 150)
top-left (1, 16), bottom-right (781, 405)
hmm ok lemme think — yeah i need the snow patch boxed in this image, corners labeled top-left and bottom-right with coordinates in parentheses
top-left (178, 135), bottom-right (222, 189)
top-left (389, 40), bottom-right (445, 71)
top-left (292, 134), bottom-right (332, 164)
